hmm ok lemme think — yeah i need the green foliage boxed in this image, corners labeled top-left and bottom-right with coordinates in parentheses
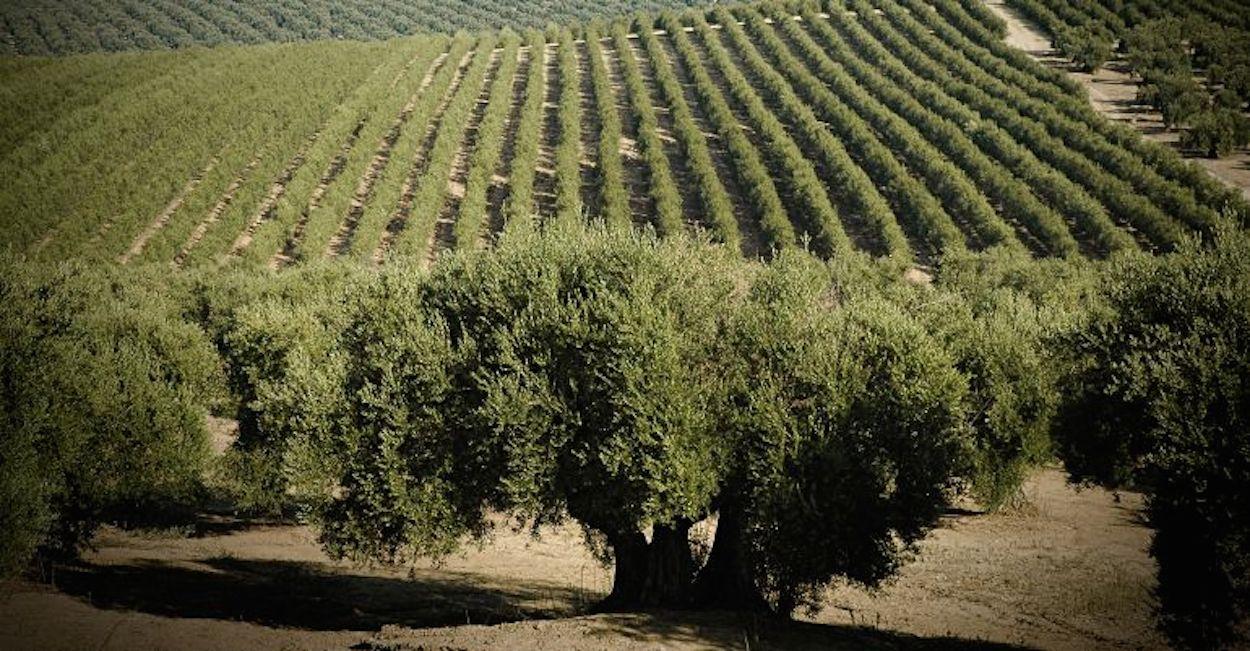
top-left (1182, 109), bottom-right (1250, 158)
top-left (551, 28), bottom-right (583, 226)
top-left (190, 263), bottom-right (372, 512)
top-left (503, 30), bottom-right (549, 230)
top-left (584, 26), bottom-right (632, 232)
top-left (610, 24), bottom-right (688, 238)
top-left (1056, 26), bottom-right (1112, 72)
top-left (1054, 227), bottom-right (1250, 648)
top-left (454, 35), bottom-right (523, 251)
top-left (238, 226), bottom-right (1056, 613)
top-left (640, 14), bottom-right (796, 253)
top-left (728, 6), bottom-right (921, 260)
top-left (678, 11), bottom-right (852, 259)
top-left (927, 250), bottom-right (1094, 506)
top-left (722, 259), bottom-right (970, 614)
top-left (629, 19), bottom-right (742, 247)
top-left (317, 226), bottom-right (742, 562)
top-left (0, 260), bottom-right (221, 575)
top-left (0, 0), bottom-right (719, 55)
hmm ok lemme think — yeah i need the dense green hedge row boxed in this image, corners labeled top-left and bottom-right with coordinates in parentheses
top-left (0, 225), bottom-right (1078, 613)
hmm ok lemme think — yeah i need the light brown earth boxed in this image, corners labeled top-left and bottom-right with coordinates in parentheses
top-left (985, 0), bottom-right (1250, 202)
top-left (0, 467), bottom-right (1163, 651)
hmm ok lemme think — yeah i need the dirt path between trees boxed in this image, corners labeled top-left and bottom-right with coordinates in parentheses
top-left (984, 0), bottom-right (1250, 202)
top-left (426, 48), bottom-right (502, 262)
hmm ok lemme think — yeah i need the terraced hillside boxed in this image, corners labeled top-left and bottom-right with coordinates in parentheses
top-left (3, 0), bottom-right (1247, 269)
top-left (0, 0), bottom-right (720, 55)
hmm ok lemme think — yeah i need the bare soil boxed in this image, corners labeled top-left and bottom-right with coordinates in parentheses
top-left (374, 50), bottom-right (470, 264)
top-left (985, 0), bottom-right (1250, 202)
top-left (0, 468), bottom-right (1162, 650)
top-left (426, 48), bottom-right (502, 263)
top-left (483, 46), bottom-right (531, 244)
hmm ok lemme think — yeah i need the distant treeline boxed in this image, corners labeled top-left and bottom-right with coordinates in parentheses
top-left (0, 0), bottom-right (714, 56)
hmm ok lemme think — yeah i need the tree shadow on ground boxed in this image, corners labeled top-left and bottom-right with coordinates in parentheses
top-left (49, 557), bottom-right (586, 632)
top-left (47, 556), bottom-right (1033, 649)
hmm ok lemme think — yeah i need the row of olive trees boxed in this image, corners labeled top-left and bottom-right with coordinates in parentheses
top-left (0, 0), bottom-right (715, 55)
top-left (625, 19), bottom-right (741, 248)
top-left (716, 7), bottom-right (920, 261)
top-left (804, 3), bottom-right (1081, 257)
top-left (454, 34), bottom-right (527, 250)
top-left (3, 222), bottom-right (1248, 646)
top-left (1007, 0), bottom-right (1250, 158)
top-left (747, 5), bottom-right (1014, 255)
top-left (675, 12), bottom-right (852, 260)
top-left (848, 0), bottom-right (1136, 256)
top-left (904, 0), bottom-right (1245, 222)
top-left (638, 17), bottom-right (796, 253)
top-left (503, 32), bottom-right (549, 229)
top-left (202, 225), bottom-right (1071, 614)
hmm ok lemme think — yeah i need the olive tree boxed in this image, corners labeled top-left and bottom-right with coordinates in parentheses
top-left (301, 227), bottom-right (983, 613)
top-left (0, 260), bottom-right (221, 575)
top-left (1054, 227), bottom-right (1250, 649)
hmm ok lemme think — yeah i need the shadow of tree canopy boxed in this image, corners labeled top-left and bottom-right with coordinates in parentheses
top-left (45, 555), bottom-right (1032, 649)
top-left (49, 557), bottom-right (586, 631)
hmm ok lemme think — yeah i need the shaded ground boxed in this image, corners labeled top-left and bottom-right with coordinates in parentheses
top-left (0, 469), bottom-right (1162, 650)
top-left (985, 0), bottom-right (1250, 201)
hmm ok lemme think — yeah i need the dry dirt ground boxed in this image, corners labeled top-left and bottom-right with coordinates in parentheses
top-left (984, 0), bottom-right (1250, 202)
top-left (0, 468), bottom-right (1163, 650)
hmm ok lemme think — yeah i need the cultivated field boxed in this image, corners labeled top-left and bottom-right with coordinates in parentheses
top-left (3, 0), bottom-right (1246, 269)
top-left (0, 0), bottom-right (717, 55)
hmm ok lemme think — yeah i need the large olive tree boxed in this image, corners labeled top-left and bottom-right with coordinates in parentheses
top-left (299, 227), bottom-right (984, 613)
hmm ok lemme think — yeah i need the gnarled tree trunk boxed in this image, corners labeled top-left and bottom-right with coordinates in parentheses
top-left (691, 500), bottom-right (770, 611)
top-left (596, 520), bottom-right (695, 611)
